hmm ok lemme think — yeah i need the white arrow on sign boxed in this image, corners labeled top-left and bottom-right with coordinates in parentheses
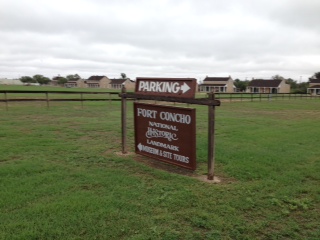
top-left (137, 143), bottom-right (143, 151)
top-left (180, 82), bottom-right (191, 94)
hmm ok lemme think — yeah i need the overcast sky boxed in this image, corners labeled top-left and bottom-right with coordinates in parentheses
top-left (1, 0), bottom-right (319, 81)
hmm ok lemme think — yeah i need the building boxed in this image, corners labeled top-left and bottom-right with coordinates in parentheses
top-left (307, 79), bottom-right (320, 95)
top-left (247, 79), bottom-right (290, 94)
top-left (64, 78), bottom-right (86, 88)
top-left (0, 78), bottom-right (23, 85)
top-left (85, 76), bottom-right (110, 88)
top-left (199, 76), bottom-right (235, 93)
top-left (52, 75), bottom-right (136, 90)
top-left (109, 78), bottom-right (135, 91)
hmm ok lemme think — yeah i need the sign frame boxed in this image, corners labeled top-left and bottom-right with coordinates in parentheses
top-left (120, 79), bottom-right (220, 180)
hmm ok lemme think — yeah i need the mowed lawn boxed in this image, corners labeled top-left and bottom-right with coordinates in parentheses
top-left (0, 99), bottom-right (319, 239)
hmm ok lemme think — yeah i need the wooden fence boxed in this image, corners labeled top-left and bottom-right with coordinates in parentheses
top-left (0, 90), bottom-right (121, 110)
top-left (213, 93), bottom-right (320, 102)
top-left (1, 91), bottom-right (319, 110)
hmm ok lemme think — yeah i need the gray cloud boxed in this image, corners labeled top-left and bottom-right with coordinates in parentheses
top-left (0, 0), bottom-right (319, 81)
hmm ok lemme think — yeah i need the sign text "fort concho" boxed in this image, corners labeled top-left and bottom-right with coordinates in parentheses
top-left (135, 77), bottom-right (197, 98)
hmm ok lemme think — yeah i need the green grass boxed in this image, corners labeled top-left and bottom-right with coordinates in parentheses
top-left (0, 99), bottom-right (319, 239)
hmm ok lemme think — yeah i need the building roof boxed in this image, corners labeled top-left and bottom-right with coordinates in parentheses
top-left (200, 83), bottom-right (226, 87)
top-left (203, 77), bottom-right (231, 82)
top-left (309, 79), bottom-right (320, 84)
top-left (88, 76), bottom-right (106, 81)
top-left (52, 76), bottom-right (65, 81)
top-left (308, 85), bottom-right (320, 89)
top-left (248, 79), bottom-right (282, 88)
top-left (110, 78), bottom-right (127, 84)
top-left (67, 78), bottom-right (81, 83)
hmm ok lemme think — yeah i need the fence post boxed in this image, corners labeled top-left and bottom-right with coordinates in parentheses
top-left (121, 86), bottom-right (127, 154)
top-left (81, 93), bottom-right (83, 108)
top-left (207, 92), bottom-right (216, 180)
top-left (46, 92), bottom-right (49, 109)
top-left (4, 91), bottom-right (8, 111)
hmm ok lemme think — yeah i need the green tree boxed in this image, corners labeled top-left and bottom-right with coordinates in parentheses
top-left (57, 77), bottom-right (68, 85)
top-left (66, 74), bottom-right (81, 81)
top-left (38, 77), bottom-right (50, 85)
top-left (234, 79), bottom-right (249, 92)
top-left (296, 82), bottom-right (308, 93)
top-left (19, 76), bottom-right (34, 83)
top-left (272, 75), bottom-right (285, 80)
top-left (33, 74), bottom-right (50, 85)
top-left (311, 72), bottom-right (320, 80)
top-left (121, 73), bottom-right (127, 79)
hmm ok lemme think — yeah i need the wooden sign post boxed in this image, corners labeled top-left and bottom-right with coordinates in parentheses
top-left (207, 92), bottom-right (216, 180)
top-left (120, 77), bottom-right (220, 180)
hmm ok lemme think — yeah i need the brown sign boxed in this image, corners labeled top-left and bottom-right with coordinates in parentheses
top-left (135, 77), bottom-right (197, 98)
top-left (134, 102), bottom-right (196, 170)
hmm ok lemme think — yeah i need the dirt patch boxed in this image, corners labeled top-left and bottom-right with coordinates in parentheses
top-left (130, 154), bottom-right (234, 184)
top-left (195, 175), bottom-right (221, 183)
top-left (114, 151), bottom-right (135, 156)
top-left (133, 154), bottom-right (195, 176)
top-left (110, 150), bottom-right (236, 184)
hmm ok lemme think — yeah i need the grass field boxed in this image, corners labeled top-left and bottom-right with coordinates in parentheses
top-left (0, 97), bottom-right (319, 239)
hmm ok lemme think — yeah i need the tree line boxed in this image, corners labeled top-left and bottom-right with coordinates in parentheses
top-left (19, 74), bottom-right (81, 85)
top-left (19, 73), bottom-right (128, 85)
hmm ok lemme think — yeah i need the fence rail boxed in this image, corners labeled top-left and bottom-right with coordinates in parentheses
top-left (0, 90), bottom-right (122, 110)
top-left (213, 93), bottom-right (320, 102)
top-left (1, 91), bottom-right (319, 110)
